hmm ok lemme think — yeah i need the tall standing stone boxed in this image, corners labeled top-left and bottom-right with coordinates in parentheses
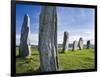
top-left (87, 40), bottom-right (91, 49)
top-left (72, 41), bottom-right (78, 51)
top-left (19, 14), bottom-right (31, 57)
top-left (39, 6), bottom-right (58, 72)
top-left (62, 32), bottom-right (69, 53)
top-left (78, 37), bottom-right (83, 50)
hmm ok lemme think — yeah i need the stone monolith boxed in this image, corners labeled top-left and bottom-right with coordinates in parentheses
top-left (78, 37), bottom-right (83, 50)
top-left (72, 41), bottom-right (78, 51)
top-left (62, 32), bottom-right (69, 53)
top-left (19, 14), bottom-right (31, 57)
top-left (87, 40), bottom-right (91, 49)
top-left (38, 6), bottom-right (58, 72)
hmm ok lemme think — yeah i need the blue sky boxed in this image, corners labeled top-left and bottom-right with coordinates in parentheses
top-left (16, 4), bottom-right (95, 45)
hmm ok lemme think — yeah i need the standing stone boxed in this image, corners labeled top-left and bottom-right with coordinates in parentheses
top-left (62, 32), bottom-right (69, 53)
top-left (78, 37), bottom-right (83, 50)
top-left (72, 41), bottom-right (78, 51)
top-left (19, 14), bottom-right (31, 57)
top-left (87, 40), bottom-right (91, 49)
top-left (38, 6), bottom-right (58, 72)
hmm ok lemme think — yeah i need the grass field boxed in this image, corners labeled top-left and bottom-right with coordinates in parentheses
top-left (16, 47), bottom-right (95, 73)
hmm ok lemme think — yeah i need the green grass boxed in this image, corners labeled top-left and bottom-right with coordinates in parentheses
top-left (16, 47), bottom-right (40, 73)
top-left (16, 47), bottom-right (95, 73)
top-left (58, 49), bottom-right (95, 71)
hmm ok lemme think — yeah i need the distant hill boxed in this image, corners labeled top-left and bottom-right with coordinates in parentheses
top-left (16, 43), bottom-right (94, 49)
top-left (58, 43), bottom-right (94, 49)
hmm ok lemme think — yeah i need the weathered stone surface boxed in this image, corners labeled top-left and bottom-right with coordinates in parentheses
top-left (87, 40), bottom-right (90, 49)
top-left (62, 32), bottom-right (69, 53)
top-left (19, 14), bottom-right (31, 57)
top-left (78, 37), bottom-right (83, 50)
top-left (72, 41), bottom-right (78, 51)
top-left (39, 6), bottom-right (58, 72)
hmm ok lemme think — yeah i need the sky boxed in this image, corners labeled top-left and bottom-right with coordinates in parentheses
top-left (16, 4), bottom-right (95, 45)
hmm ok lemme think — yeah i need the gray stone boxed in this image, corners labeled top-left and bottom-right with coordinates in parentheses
top-left (19, 14), bottom-right (31, 57)
top-left (78, 37), bottom-right (83, 50)
top-left (62, 32), bottom-right (69, 53)
top-left (39, 6), bottom-right (58, 72)
top-left (72, 41), bottom-right (78, 51)
top-left (87, 40), bottom-right (90, 49)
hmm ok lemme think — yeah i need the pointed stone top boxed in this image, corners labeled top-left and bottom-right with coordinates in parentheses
top-left (87, 40), bottom-right (90, 43)
top-left (25, 14), bottom-right (29, 17)
top-left (24, 14), bottom-right (29, 19)
top-left (23, 14), bottom-right (30, 28)
top-left (64, 31), bottom-right (69, 39)
top-left (64, 31), bottom-right (69, 35)
top-left (79, 37), bottom-right (83, 41)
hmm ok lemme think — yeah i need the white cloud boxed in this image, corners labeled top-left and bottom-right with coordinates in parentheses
top-left (16, 33), bottom-right (39, 46)
top-left (30, 33), bottom-right (38, 45)
top-left (58, 28), bottom-right (95, 45)
top-left (16, 34), bottom-right (20, 45)
top-left (16, 28), bottom-right (94, 46)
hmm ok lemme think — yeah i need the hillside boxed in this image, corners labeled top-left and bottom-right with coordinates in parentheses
top-left (16, 47), bottom-right (95, 73)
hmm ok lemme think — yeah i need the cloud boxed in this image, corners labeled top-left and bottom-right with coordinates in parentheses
top-left (58, 28), bottom-right (94, 45)
top-left (16, 33), bottom-right (39, 46)
top-left (30, 33), bottom-right (38, 45)
top-left (16, 28), bottom-right (94, 46)
top-left (16, 34), bottom-right (20, 45)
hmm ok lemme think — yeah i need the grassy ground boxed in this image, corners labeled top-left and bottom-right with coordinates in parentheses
top-left (16, 47), bottom-right (95, 73)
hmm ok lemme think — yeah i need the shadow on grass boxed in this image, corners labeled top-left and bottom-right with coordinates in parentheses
top-left (26, 67), bottom-right (42, 74)
top-left (16, 55), bottom-right (20, 58)
top-left (31, 53), bottom-right (39, 55)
